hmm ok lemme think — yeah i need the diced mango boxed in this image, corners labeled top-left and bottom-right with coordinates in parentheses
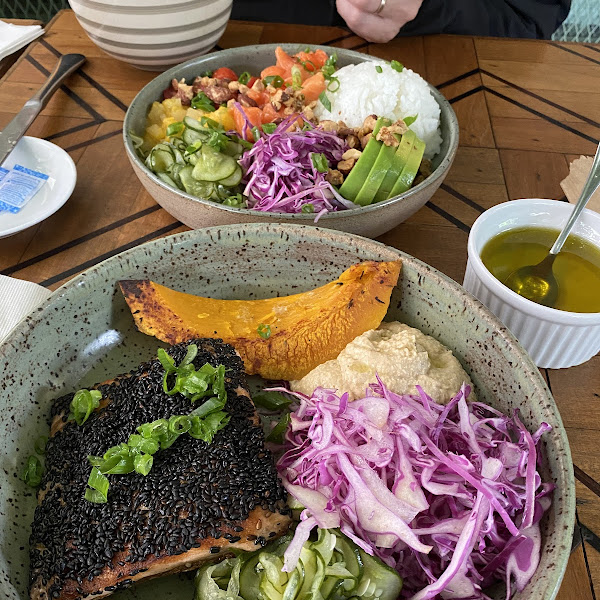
top-left (147, 101), bottom-right (166, 126)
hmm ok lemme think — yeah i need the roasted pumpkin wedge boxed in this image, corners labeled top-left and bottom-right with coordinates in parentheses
top-left (119, 260), bottom-right (401, 380)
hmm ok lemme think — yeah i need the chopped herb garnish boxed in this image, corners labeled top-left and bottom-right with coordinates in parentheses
top-left (253, 391), bottom-right (293, 411)
top-left (263, 75), bottom-right (284, 88)
top-left (266, 413), bottom-right (291, 444)
top-left (200, 116), bottom-right (224, 131)
top-left (262, 122), bottom-right (277, 134)
top-left (84, 348), bottom-right (230, 503)
top-left (157, 344), bottom-right (226, 403)
top-left (311, 152), bottom-right (329, 173)
top-left (322, 53), bottom-right (338, 80)
top-left (223, 194), bottom-right (246, 207)
top-left (319, 91), bottom-right (332, 112)
top-left (21, 455), bottom-right (43, 488)
top-left (238, 71), bottom-right (251, 85)
top-left (69, 389), bottom-right (102, 426)
top-left (404, 114), bottom-right (418, 126)
top-left (191, 91), bottom-right (215, 112)
top-left (327, 78), bottom-right (340, 92)
top-left (291, 65), bottom-right (303, 90)
top-left (34, 436), bottom-right (48, 456)
top-left (200, 70), bottom-right (213, 77)
top-left (251, 126), bottom-right (261, 142)
top-left (257, 324), bottom-right (272, 339)
top-left (376, 65), bottom-right (383, 73)
top-left (166, 121), bottom-right (184, 137)
top-left (301, 203), bottom-right (315, 214)
top-left (185, 140), bottom-right (203, 155)
top-left (391, 60), bottom-right (404, 73)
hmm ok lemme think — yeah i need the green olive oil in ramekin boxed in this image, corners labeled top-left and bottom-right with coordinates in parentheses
top-left (480, 227), bottom-right (600, 313)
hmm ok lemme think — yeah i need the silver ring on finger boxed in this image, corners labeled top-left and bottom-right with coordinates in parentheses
top-left (374, 0), bottom-right (386, 14)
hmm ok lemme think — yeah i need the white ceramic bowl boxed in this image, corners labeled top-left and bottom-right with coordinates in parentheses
top-left (463, 199), bottom-right (600, 369)
top-left (68, 0), bottom-right (233, 70)
top-left (0, 136), bottom-right (77, 239)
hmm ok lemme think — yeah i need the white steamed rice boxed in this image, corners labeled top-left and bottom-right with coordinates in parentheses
top-left (313, 61), bottom-right (443, 159)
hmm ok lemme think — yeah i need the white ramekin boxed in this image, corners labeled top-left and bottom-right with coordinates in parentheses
top-left (464, 199), bottom-right (600, 369)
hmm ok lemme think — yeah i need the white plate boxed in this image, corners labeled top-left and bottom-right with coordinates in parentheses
top-left (0, 136), bottom-right (77, 238)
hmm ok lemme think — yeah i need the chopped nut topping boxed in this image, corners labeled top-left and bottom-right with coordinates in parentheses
top-left (319, 120), bottom-right (338, 132)
top-left (326, 169), bottom-right (344, 185)
top-left (346, 134), bottom-right (360, 149)
top-left (337, 158), bottom-right (357, 175)
top-left (342, 148), bottom-right (362, 161)
top-left (252, 79), bottom-right (265, 92)
top-left (360, 133), bottom-right (372, 149)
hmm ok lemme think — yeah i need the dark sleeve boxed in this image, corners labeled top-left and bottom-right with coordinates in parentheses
top-left (398, 0), bottom-right (571, 39)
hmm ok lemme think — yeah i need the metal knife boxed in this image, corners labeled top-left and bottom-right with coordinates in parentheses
top-left (0, 53), bottom-right (86, 166)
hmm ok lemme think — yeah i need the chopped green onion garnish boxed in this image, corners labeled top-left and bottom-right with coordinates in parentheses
top-left (266, 413), bottom-right (291, 444)
top-left (200, 116), bottom-right (224, 131)
top-left (253, 391), bottom-right (293, 411)
top-left (301, 203), bottom-right (315, 214)
top-left (319, 91), bottom-right (332, 112)
top-left (158, 344), bottom-right (227, 403)
top-left (391, 60), bottom-right (404, 73)
top-left (238, 71), bottom-right (251, 85)
top-left (263, 75), bottom-right (284, 88)
top-left (376, 65), bottom-right (383, 73)
top-left (304, 46), bottom-right (311, 53)
top-left (85, 467), bottom-right (109, 503)
top-left (200, 70), bottom-right (213, 77)
top-left (166, 121), bottom-right (184, 137)
top-left (223, 194), bottom-right (246, 207)
top-left (262, 122), bottom-right (277, 134)
top-left (404, 114), bottom-right (418, 126)
top-left (186, 140), bottom-right (203, 155)
top-left (326, 77), bottom-right (340, 92)
top-left (133, 453), bottom-right (153, 476)
top-left (252, 126), bottom-right (261, 141)
top-left (322, 53), bottom-right (338, 80)
top-left (21, 455), bottom-right (43, 487)
top-left (191, 91), bottom-right (215, 112)
top-left (311, 152), bottom-right (329, 173)
top-left (257, 324), bottom-right (272, 339)
top-left (69, 389), bottom-right (102, 426)
top-left (84, 356), bottom-right (230, 503)
top-left (34, 435), bottom-right (48, 456)
top-left (291, 65), bottom-right (303, 90)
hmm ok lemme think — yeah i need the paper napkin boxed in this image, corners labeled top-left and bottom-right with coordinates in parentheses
top-left (0, 20), bottom-right (44, 62)
top-left (560, 155), bottom-right (600, 213)
top-left (0, 275), bottom-right (51, 343)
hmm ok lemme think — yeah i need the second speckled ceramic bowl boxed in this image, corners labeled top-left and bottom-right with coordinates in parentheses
top-left (124, 44), bottom-right (459, 238)
top-left (0, 224), bottom-right (573, 600)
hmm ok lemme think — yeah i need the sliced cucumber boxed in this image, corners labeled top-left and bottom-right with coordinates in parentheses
top-left (239, 553), bottom-right (262, 600)
top-left (184, 115), bottom-right (205, 131)
top-left (281, 569), bottom-right (302, 600)
top-left (218, 164), bottom-right (243, 187)
top-left (192, 145), bottom-right (237, 182)
top-left (356, 552), bottom-right (402, 600)
top-left (156, 172), bottom-right (177, 188)
top-left (183, 128), bottom-right (207, 146)
top-left (146, 145), bottom-right (175, 172)
top-left (223, 140), bottom-right (244, 157)
top-left (179, 165), bottom-right (215, 198)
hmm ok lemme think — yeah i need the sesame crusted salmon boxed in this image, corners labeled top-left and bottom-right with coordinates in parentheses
top-left (29, 339), bottom-right (291, 600)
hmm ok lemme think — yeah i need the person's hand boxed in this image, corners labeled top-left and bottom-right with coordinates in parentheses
top-left (336, 0), bottom-right (424, 43)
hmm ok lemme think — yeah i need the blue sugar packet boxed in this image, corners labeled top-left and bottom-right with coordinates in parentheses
top-left (0, 164), bottom-right (49, 214)
top-left (0, 167), bottom-right (8, 215)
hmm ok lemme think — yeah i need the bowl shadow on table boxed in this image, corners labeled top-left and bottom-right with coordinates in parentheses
top-left (0, 225), bottom-right (572, 600)
top-left (123, 44), bottom-right (459, 238)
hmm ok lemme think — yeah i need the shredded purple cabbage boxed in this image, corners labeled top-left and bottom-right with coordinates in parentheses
top-left (276, 379), bottom-right (554, 599)
top-left (238, 113), bottom-right (355, 216)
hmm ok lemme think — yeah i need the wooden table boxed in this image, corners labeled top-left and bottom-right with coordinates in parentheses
top-left (1, 9), bottom-right (599, 599)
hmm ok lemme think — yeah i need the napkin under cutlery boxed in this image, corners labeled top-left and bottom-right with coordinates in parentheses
top-left (0, 20), bottom-right (44, 62)
top-left (0, 275), bottom-right (51, 343)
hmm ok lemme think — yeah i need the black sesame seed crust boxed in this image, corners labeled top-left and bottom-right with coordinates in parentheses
top-left (30, 339), bottom-right (290, 600)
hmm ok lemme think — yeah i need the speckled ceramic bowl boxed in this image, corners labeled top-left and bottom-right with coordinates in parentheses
top-left (123, 44), bottom-right (459, 238)
top-left (0, 224), bottom-right (573, 600)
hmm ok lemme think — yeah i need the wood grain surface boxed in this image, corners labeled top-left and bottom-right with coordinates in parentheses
top-left (1, 10), bottom-right (598, 599)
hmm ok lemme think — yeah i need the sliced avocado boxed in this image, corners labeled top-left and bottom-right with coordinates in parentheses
top-left (373, 129), bottom-right (415, 203)
top-left (388, 135), bottom-right (426, 198)
top-left (338, 117), bottom-right (386, 203)
top-left (354, 124), bottom-right (401, 206)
